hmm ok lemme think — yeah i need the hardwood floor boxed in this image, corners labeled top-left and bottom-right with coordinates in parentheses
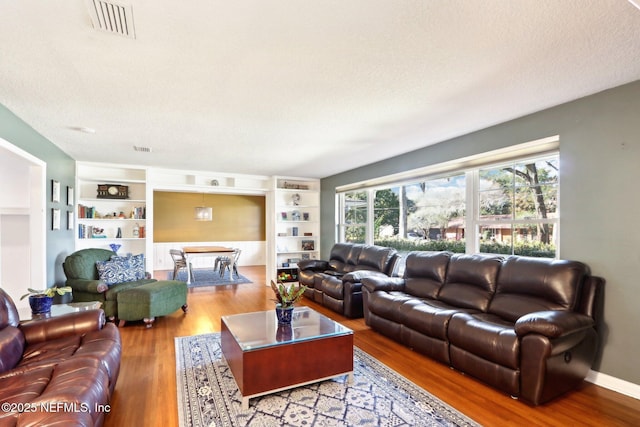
top-left (104, 266), bottom-right (639, 427)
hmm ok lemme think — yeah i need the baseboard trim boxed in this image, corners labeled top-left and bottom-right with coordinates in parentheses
top-left (585, 370), bottom-right (640, 400)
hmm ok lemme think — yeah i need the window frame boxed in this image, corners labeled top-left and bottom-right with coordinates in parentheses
top-left (335, 137), bottom-right (560, 258)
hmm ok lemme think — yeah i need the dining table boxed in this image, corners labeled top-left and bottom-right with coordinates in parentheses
top-left (182, 246), bottom-right (237, 284)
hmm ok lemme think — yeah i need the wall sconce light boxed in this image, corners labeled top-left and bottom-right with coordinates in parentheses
top-left (194, 194), bottom-right (212, 221)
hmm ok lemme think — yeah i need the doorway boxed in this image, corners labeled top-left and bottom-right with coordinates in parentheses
top-left (0, 137), bottom-right (46, 310)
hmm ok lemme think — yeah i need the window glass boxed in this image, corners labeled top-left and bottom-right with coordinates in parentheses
top-left (343, 191), bottom-right (367, 243)
top-left (477, 156), bottom-right (558, 257)
top-left (337, 152), bottom-right (558, 258)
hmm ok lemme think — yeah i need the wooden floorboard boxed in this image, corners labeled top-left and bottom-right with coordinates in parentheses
top-left (104, 266), bottom-right (640, 427)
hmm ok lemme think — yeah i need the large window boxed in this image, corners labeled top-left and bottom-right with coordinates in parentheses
top-left (337, 146), bottom-right (559, 258)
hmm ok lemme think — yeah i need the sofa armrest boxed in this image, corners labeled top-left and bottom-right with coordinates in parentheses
top-left (66, 278), bottom-right (108, 294)
top-left (361, 276), bottom-right (406, 293)
top-left (343, 270), bottom-right (390, 283)
top-left (297, 259), bottom-right (329, 271)
top-left (20, 310), bottom-right (105, 345)
top-left (515, 310), bottom-right (595, 338)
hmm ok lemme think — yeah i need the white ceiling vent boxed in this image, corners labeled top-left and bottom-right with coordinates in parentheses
top-left (133, 145), bottom-right (152, 153)
top-left (86, 0), bottom-right (136, 39)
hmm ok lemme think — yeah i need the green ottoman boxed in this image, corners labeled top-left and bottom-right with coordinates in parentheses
top-left (116, 280), bottom-right (188, 328)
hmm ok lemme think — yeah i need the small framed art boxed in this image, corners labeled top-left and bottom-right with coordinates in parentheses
top-left (67, 186), bottom-right (74, 206)
top-left (52, 208), bottom-right (60, 230)
top-left (67, 211), bottom-right (74, 230)
top-left (52, 180), bottom-right (60, 203)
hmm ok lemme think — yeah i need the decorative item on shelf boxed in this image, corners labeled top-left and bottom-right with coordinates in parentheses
top-left (270, 280), bottom-right (306, 324)
top-left (109, 243), bottom-right (121, 254)
top-left (116, 227), bottom-right (122, 238)
top-left (133, 223), bottom-right (140, 238)
top-left (96, 184), bottom-right (129, 199)
top-left (280, 212), bottom-right (287, 220)
top-left (92, 227), bottom-right (106, 238)
top-left (301, 240), bottom-right (314, 251)
top-left (291, 211), bottom-right (301, 221)
top-left (20, 286), bottom-right (72, 316)
top-left (291, 193), bottom-right (301, 206)
top-left (283, 182), bottom-right (309, 190)
top-left (303, 232), bottom-right (313, 236)
top-left (211, 179), bottom-right (219, 186)
top-left (303, 212), bottom-right (310, 221)
top-left (292, 227), bottom-right (298, 236)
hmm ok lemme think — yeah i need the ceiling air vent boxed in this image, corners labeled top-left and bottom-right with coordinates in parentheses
top-left (86, 0), bottom-right (136, 39)
top-left (133, 145), bottom-right (152, 153)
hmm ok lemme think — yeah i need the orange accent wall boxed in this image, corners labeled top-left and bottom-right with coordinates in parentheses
top-left (153, 192), bottom-right (265, 242)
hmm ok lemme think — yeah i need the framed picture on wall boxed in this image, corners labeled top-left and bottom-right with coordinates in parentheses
top-left (51, 180), bottom-right (60, 203)
top-left (52, 208), bottom-right (60, 230)
top-left (67, 186), bottom-right (74, 206)
top-left (67, 211), bottom-right (74, 230)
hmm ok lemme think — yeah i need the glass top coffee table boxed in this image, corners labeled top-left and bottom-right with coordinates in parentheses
top-left (221, 306), bottom-right (353, 409)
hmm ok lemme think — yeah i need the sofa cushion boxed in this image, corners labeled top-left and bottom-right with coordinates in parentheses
top-left (356, 245), bottom-right (397, 273)
top-left (334, 244), bottom-right (364, 273)
top-left (96, 257), bottom-right (136, 286)
top-left (448, 312), bottom-right (520, 369)
top-left (0, 327), bottom-right (25, 373)
top-left (489, 257), bottom-right (589, 322)
top-left (437, 253), bottom-right (503, 312)
top-left (111, 253), bottom-right (146, 280)
top-left (399, 299), bottom-right (461, 341)
top-left (403, 251), bottom-right (451, 299)
top-left (366, 290), bottom-right (415, 322)
top-left (326, 243), bottom-right (353, 272)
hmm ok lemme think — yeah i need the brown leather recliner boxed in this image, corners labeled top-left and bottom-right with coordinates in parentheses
top-left (298, 243), bottom-right (400, 318)
top-left (0, 288), bottom-right (121, 426)
top-left (362, 251), bottom-right (604, 405)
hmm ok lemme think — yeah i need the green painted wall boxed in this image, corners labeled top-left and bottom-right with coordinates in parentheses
top-left (321, 80), bottom-right (640, 385)
top-left (0, 104), bottom-right (75, 287)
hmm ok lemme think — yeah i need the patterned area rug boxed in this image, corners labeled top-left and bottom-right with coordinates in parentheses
top-left (176, 268), bottom-right (252, 288)
top-left (175, 333), bottom-right (481, 427)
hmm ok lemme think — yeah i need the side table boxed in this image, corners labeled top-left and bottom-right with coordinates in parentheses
top-left (18, 301), bottom-right (102, 322)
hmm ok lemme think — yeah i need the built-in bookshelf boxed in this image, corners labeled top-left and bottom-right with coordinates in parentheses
top-left (271, 177), bottom-right (320, 284)
top-left (75, 163), bottom-right (148, 258)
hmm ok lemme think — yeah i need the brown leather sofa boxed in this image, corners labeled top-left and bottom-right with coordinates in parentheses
top-left (362, 251), bottom-right (604, 405)
top-left (298, 243), bottom-right (400, 318)
top-left (0, 288), bottom-right (121, 426)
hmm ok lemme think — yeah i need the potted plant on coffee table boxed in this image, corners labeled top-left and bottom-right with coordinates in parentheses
top-left (270, 280), bottom-right (306, 324)
top-left (21, 286), bottom-right (72, 315)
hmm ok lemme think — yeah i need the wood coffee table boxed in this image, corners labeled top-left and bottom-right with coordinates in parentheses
top-left (221, 306), bottom-right (353, 409)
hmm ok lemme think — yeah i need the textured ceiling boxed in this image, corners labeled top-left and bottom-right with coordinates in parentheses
top-left (1, 0), bottom-right (640, 178)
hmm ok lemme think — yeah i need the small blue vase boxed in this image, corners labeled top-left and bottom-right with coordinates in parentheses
top-left (275, 305), bottom-right (294, 324)
top-left (29, 295), bottom-right (53, 315)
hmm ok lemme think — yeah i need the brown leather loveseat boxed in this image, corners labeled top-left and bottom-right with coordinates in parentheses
top-left (298, 243), bottom-right (400, 318)
top-left (0, 288), bottom-right (121, 426)
top-left (362, 251), bottom-right (604, 405)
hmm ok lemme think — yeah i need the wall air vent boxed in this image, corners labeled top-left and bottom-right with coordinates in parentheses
top-left (86, 0), bottom-right (136, 39)
top-left (133, 145), bottom-right (152, 153)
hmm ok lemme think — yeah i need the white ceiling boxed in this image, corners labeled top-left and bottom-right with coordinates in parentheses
top-left (1, 1), bottom-right (640, 179)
